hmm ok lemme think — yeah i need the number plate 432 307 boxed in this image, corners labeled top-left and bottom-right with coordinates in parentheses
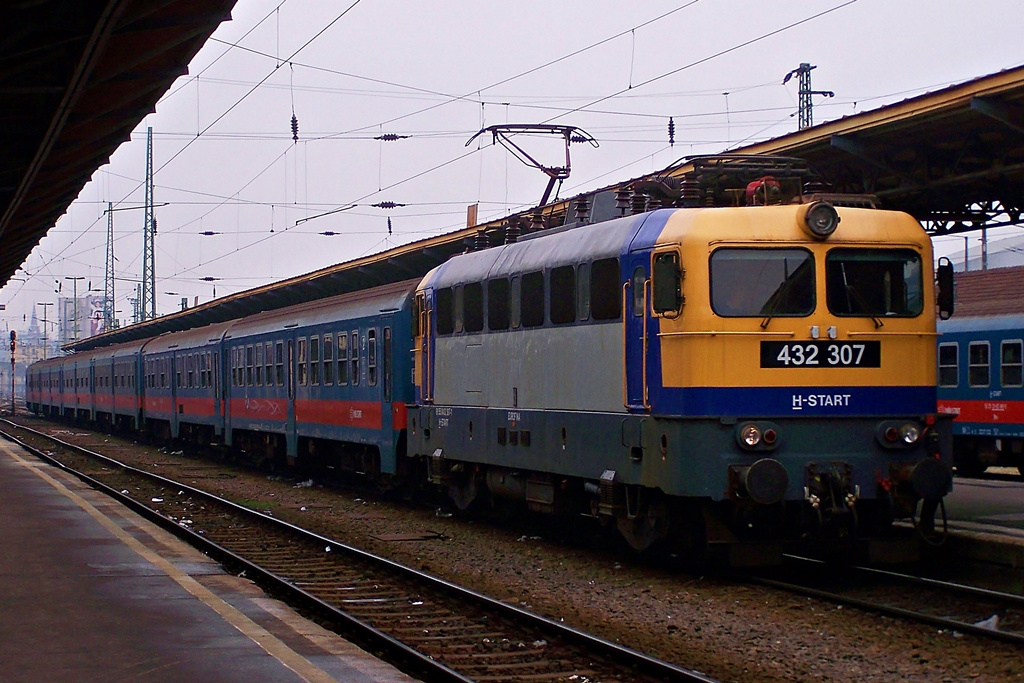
top-left (760, 341), bottom-right (881, 368)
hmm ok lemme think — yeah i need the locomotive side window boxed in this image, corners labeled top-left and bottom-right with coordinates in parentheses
top-left (826, 248), bottom-right (923, 317)
top-left (522, 271), bottom-right (545, 328)
top-left (297, 338), bottom-right (308, 386)
top-left (591, 258), bottom-right (621, 320)
top-left (577, 262), bottom-right (591, 321)
top-left (510, 276), bottom-right (522, 328)
top-left (436, 288), bottom-right (455, 335)
top-left (550, 265), bottom-right (576, 324)
top-left (711, 248), bottom-right (814, 317)
top-left (275, 341), bottom-right (285, 386)
top-left (969, 341), bottom-right (990, 387)
top-left (632, 267), bottom-right (645, 317)
top-left (1001, 340), bottom-right (1023, 388)
top-left (454, 286), bottom-right (465, 333)
top-left (938, 343), bottom-right (958, 387)
top-left (487, 278), bottom-right (510, 330)
top-left (351, 331), bottom-right (360, 385)
top-left (337, 332), bottom-right (349, 385)
top-left (465, 282), bottom-right (484, 332)
top-left (368, 329), bottom-right (378, 386)
top-left (323, 334), bottom-right (334, 385)
top-left (310, 335), bottom-right (320, 386)
top-left (652, 251), bottom-right (683, 315)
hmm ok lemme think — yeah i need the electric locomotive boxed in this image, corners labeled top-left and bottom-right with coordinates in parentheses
top-left (410, 156), bottom-right (954, 563)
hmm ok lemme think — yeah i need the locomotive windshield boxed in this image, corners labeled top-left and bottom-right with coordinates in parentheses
top-left (710, 248), bottom-right (814, 317)
top-left (825, 248), bottom-right (923, 317)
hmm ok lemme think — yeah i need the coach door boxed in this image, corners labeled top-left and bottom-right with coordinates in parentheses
top-left (623, 253), bottom-right (651, 412)
top-left (286, 338), bottom-right (297, 458)
top-left (414, 291), bottom-right (433, 403)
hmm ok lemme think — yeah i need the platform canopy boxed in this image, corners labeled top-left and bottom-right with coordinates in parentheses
top-left (0, 0), bottom-right (237, 289)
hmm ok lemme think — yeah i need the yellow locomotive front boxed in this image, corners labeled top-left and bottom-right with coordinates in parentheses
top-left (634, 161), bottom-right (953, 560)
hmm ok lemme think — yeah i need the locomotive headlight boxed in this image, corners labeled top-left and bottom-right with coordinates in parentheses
top-left (900, 423), bottom-right (921, 445)
top-left (801, 201), bottom-right (840, 239)
top-left (741, 424), bottom-right (762, 447)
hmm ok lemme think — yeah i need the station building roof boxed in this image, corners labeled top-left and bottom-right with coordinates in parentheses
top-left (0, 0), bottom-right (237, 289)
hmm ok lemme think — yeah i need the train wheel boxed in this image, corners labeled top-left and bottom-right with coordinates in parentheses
top-left (954, 451), bottom-right (987, 478)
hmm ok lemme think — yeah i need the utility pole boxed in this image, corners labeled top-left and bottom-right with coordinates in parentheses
top-left (105, 202), bottom-right (116, 330)
top-left (142, 126), bottom-right (156, 321)
top-left (37, 302), bottom-right (53, 359)
top-left (783, 63), bottom-right (834, 130)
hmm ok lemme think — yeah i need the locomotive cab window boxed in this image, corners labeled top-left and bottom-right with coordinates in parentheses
top-left (652, 251), bottom-right (683, 315)
top-left (826, 248), bottom-right (923, 317)
top-left (969, 341), bottom-right (990, 387)
top-left (711, 248), bottom-right (814, 317)
top-left (938, 343), bottom-right (958, 388)
top-left (1002, 340), bottom-right (1023, 388)
top-left (631, 267), bottom-right (645, 317)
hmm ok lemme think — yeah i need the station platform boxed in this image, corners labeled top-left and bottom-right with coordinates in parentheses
top-left (0, 439), bottom-right (417, 683)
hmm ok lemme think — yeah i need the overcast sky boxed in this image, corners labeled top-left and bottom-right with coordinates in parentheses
top-left (3, 0), bottom-right (1023, 331)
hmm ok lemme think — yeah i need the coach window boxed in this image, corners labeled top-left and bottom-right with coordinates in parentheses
top-left (969, 341), bottom-right (990, 387)
top-left (187, 355), bottom-right (195, 388)
top-left (590, 258), bottom-right (621, 320)
top-left (176, 360), bottom-right (182, 388)
top-left (264, 343), bottom-right (273, 387)
top-left (161, 359), bottom-right (167, 388)
top-left (275, 341), bottom-right (285, 386)
top-left (522, 271), bottom-right (545, 328)
top-left (938, 344), bottom-right (959, 387)
top-left (246, 345), bottom-right (255, 386)
top-left (464, 282), bottom-right (484, 332)
top-left (436, 287), bottom-right (455, 335)
top-left (323, 334), bottom-right (334, 385)
top-left (255, 344), bottom-right (264, 386)
top-left (337, 333), bottom-right (349, 385)
top-left (711, 248), bottom-right (814, 317)
top-left (351, 331), bottom-right (360, 386)
top-left (826, 248), bottom-right (923, 317)
top-left (550, 265), bottom-right (576, 324)
top-left (488, 278), bottom-right (510, 330)
top-left (368, 329), bottom-right (378, 386)
top-left (297, 338), bottom-right (308, 386)
top-left (1002, 340), bottom-right (1023, 388)
top-left (510, 276), bottom-right (522, 328)
top-left (454, 285), bottom-right (465, 333)
top-left (310, 335), bottom-right (321, 386)
top-left (383, 327), bottom-right (393, 402)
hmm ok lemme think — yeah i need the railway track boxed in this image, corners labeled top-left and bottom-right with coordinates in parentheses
top-left (0, 419), bottom-right (715, 683)
top-left (746, 554), bottom-right (1024, 646)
